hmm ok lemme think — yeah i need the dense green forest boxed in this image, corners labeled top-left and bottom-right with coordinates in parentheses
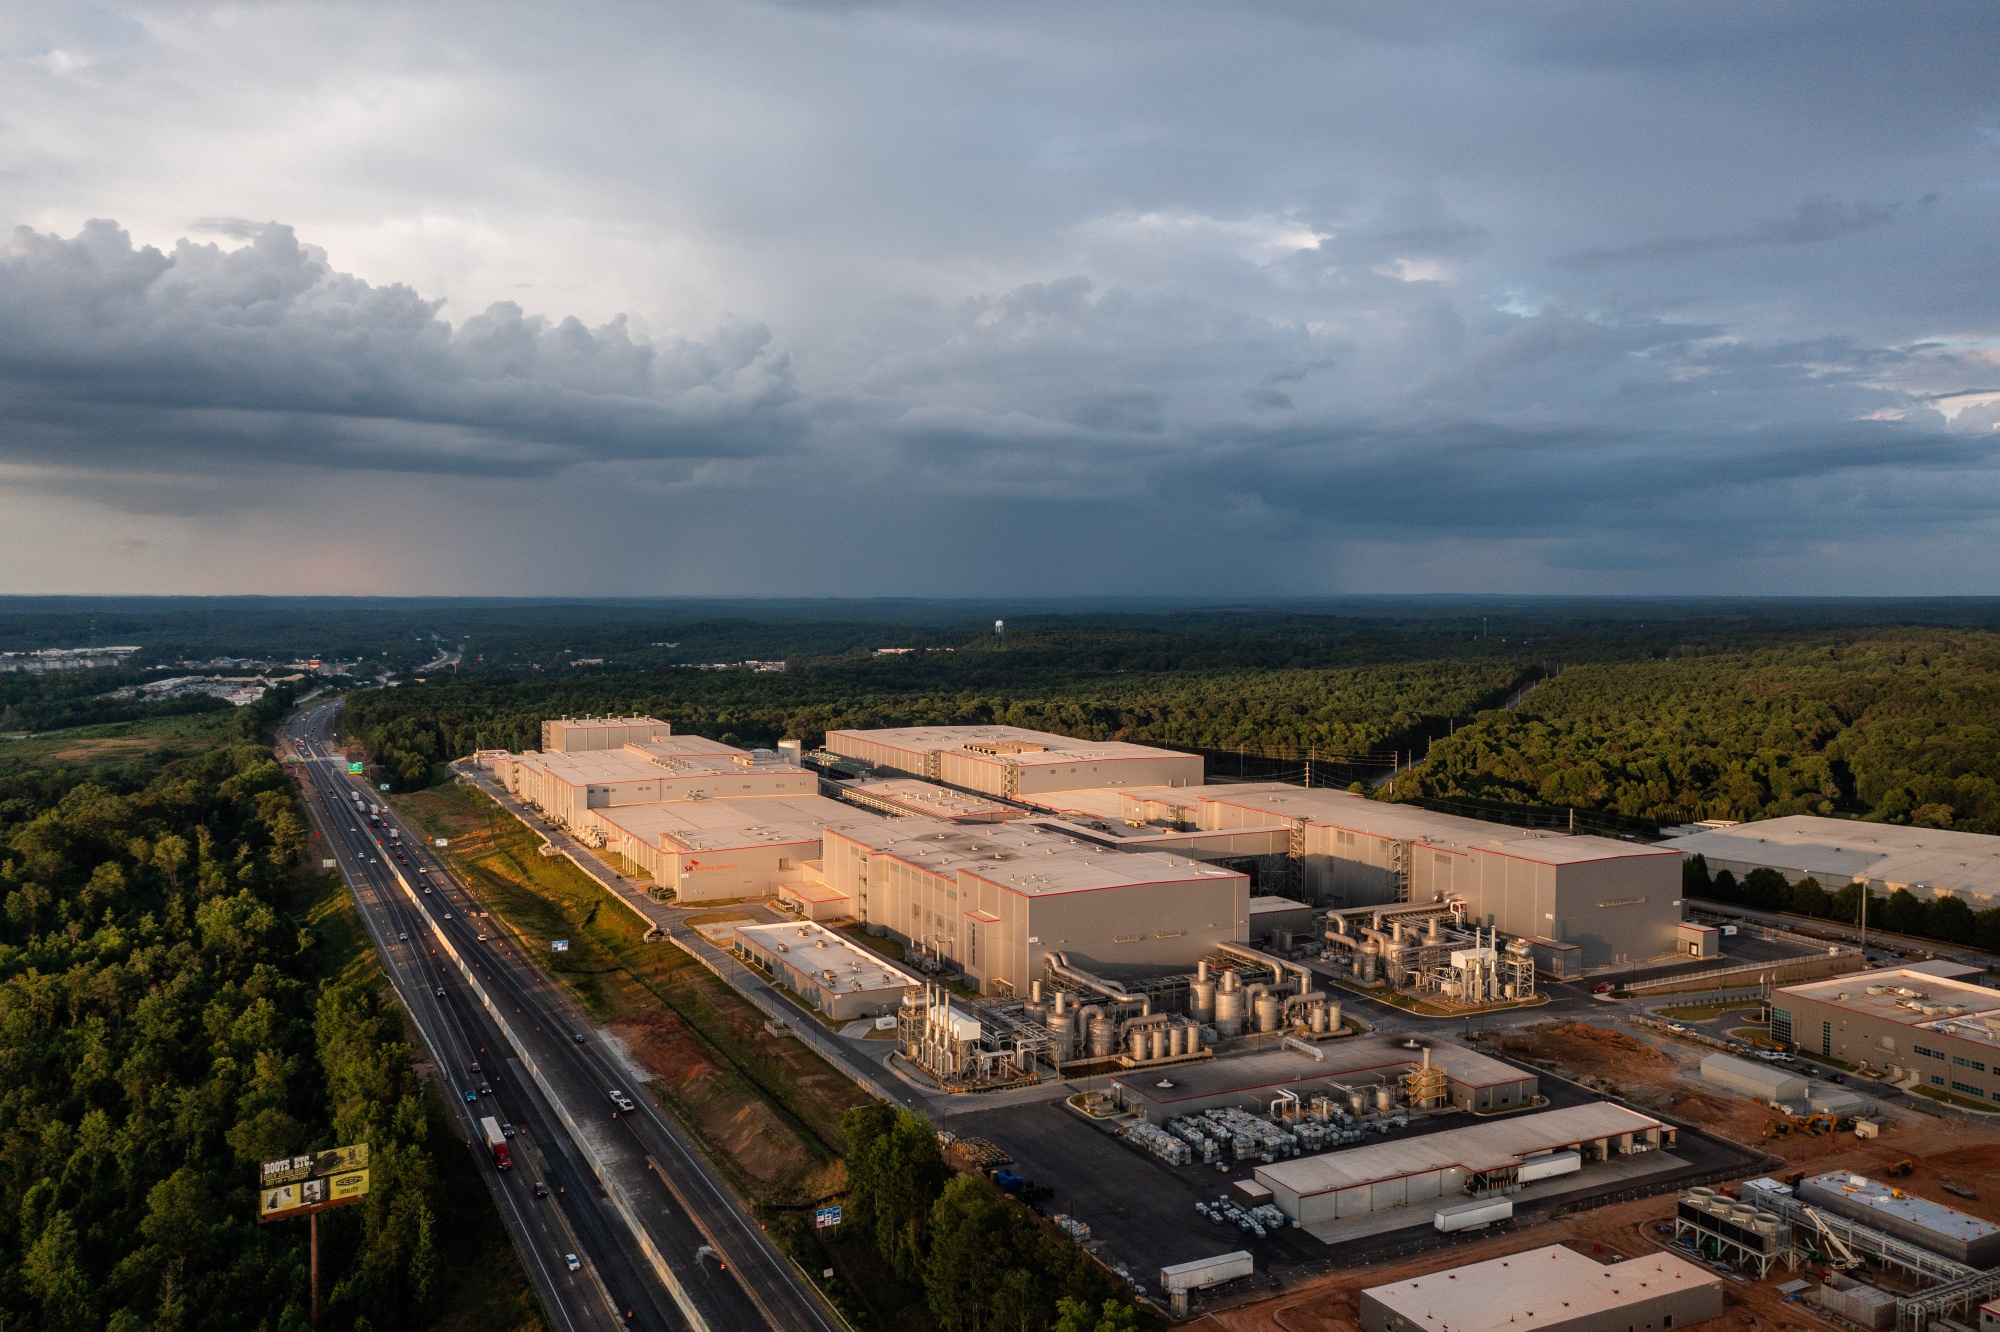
top-left (1396, 633), bottom-right (2000, 834)
top-left (0, 668), bottom-right (233, 735)
top-left (0, 691), bottom-right (514, 1331)
top-left (343, 655), bottom-right (1524, 789)
top-left (772, 1105), bottom-right (1142, 1332)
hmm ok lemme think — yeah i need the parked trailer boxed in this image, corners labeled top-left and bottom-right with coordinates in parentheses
top-left (1160, 1251), bottom-right (1254, 1293)
top-left (481, 1117), bottom-right (511, 1171)
top-left (1518, 1149), bottom-right (1581, 1183)
top-left (1435, 1197), bottom-right (1512, 1232)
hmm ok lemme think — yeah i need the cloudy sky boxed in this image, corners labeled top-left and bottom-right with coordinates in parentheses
top-left (2, 1), bottom-right (1997, 596)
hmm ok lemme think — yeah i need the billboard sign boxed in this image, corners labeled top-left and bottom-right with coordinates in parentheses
top-left (815, 1205), bottom-right (842, 1229)
top-left (261, 1153), bottom-right (315, 1187)
top-left (552, 940), bottom-right (570, 953)
top-left (260, 1177), bottom-right (326, 1219)
top-left (347, 762), bottom-right (364, 773)
top-left (314, 1143), bottom-right (370, 1176)
top-left (326, 1168), bottom-right (370, 1203)
top-left (434, 838), bottom-right (448, 848)
top-left (257, 1145), bottom-right (370, 1222)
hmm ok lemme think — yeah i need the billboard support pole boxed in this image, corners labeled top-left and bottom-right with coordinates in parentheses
top-left (311, 1210), bottom-right (320, 1329)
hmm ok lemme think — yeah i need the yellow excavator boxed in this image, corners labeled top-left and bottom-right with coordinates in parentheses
top-left (1764, 1112), bottom-right (1840, 1139)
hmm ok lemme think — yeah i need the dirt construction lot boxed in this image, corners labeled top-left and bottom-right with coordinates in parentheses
top-left (1199, 1019), bottom-right (2000, 1332)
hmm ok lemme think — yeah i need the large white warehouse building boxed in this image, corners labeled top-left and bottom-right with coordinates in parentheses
top-left (1659, 816), bottom-right (2000, 906)
top-left (823, 725), bottom-right (1203, 798)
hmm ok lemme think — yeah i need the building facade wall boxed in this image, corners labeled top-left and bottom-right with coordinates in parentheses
top-left (1772, 992), bottom-right (2000, 1102)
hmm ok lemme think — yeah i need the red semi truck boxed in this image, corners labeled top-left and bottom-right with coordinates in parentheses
top-left (482, 1116), bottom-right (511, 1170)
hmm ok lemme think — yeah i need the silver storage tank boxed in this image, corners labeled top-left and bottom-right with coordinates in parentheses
top-left (1128, 1029), bottom-right (1148, 1061)
top-left (1375, 1084), bottom-right (1395, 1114)
top-left (1254, 993), bottom-right (1282, 1033)
top-left (1089, 1015), bottom-right (1117, 1059)
top-left (1190, 979), bottom-right (1217, 1024)
top-left (1214, 987), bottom-right (1247, 1038)
top-left (1150, 1027), bottom-right (1167, 1060)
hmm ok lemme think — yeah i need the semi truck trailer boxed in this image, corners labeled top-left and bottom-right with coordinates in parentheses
top-left (481, 1117), bottom-right (511, 1170)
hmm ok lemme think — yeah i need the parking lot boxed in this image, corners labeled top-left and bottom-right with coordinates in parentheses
top-left (943, 1044), bottom-right (1764, 1288)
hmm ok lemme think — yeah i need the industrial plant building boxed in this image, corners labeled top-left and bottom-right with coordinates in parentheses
top-left (1255, 1101), bottom-right (1670, 1227)
top-left (540, 715), bottom-right (678, 752)
top-left (1770, 967), bottom-right (2000, 1099)
top-left (822, 725), bottom-right (1204, 797)
top-left (1659, 816), bottom-right (2000, 905)
top-left (730, 921), bottom-right (919, 1020)
top-left (1101, 784), bottom-right (1681, 967)
top-left (820, 817), bottom-right (1250, 995)
top-left (1360, 1244), bottom-right (1722, 1332)
top-left (499, 742), bottom-right (815, 826)
top-left (1796, 1172), bottom-right (2000, 1267)
top-left (585, 794), bottom-right (883, 904)
top-left (1110, 1037), bottom-right (1540, 1124)
top-left (841, 779), bottom-right (1016, 823)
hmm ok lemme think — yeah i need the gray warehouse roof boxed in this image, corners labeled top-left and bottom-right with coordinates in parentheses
top-left (1255, 1102), bottom-right (1663, 1198)
top-left (1659, 816), bottom-right (2000, 902)
top-left (1365, 1244), bottom-right (1718, 1332)
top-left (1802, 1172), bottom-right (2000, 1247)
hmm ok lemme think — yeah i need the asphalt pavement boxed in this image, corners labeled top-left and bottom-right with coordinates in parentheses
top-left (284, 701), bottom-right (846, 1332)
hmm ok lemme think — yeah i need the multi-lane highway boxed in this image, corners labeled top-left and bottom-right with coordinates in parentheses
top-left (282, 700), bottom-right (845, 1332)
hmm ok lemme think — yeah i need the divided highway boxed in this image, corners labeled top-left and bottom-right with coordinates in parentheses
top-left (282, 700), bottom-right (845, 1332)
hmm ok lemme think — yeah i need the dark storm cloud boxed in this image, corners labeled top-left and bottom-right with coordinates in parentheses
top-left (2, 0), bottom-right (1998, 593)
top-left (0, 220), bottom-right (799, 479)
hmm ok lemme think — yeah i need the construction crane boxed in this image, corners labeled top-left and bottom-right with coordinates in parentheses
top-left (1800, 1204), bottom-right (1864, 1270)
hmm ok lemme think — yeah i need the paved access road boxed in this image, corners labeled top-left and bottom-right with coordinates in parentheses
top-left (284, 701), bottom-right (845, 1332)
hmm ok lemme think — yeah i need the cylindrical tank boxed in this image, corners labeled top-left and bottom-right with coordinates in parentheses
top-left (1187, 1025), bottom-right (1203, 1055)
top-left (1046, 1009), bottom-right (1073, 1060)
top-left (1347, 1087), bottom-right (1367, 1115)
top-left (1164, 1024), bottom-right (1181, 1057)
top-left (1128, 1029), bottom-right (1148, 1061)
top-left (1325, 1000), bottom-right (1341, 1031)
top-left (1030, 979), bottom-right (1043, 1004)
top-left (1374, 1084), bottom-right (1395, 1114)
top-left (1357, 942), bottom-right (1379, 984)
top-left (1275, 929), bottom-right (1293, 953)
top-left (1254, 993), bottom-right (1282, 1033)
top-left (1191, 979), bottom-right (1217, 1023)
top-left (1089, 1016), bottom-right (1116, 1059)
top-left (1310, 1002), bottom-right (1329, 1034)
top-left (1214, 987), bottom-right (1247, 1038)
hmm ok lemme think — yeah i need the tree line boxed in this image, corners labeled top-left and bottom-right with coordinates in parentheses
top-left (776, 1104), bottom-right (1145, 1332)
top-left (1395, 633), bottom-right (2000, 834)
top-left (1685, 855), bottom-right (2000, 956)
top-left (342, 656), bottom-right (1521, 790)
top-left (0, 692), bottom-right (471, 1331)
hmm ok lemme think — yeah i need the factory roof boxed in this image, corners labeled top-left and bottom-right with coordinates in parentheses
top-left (1112, 1038), bottom-right (1535, 1111)
top-left (1659, 815), bottom-right (2000, 901)
top-left (825, 725), bottom-right (1198, 772)
top-left (1256, 1102), bottom-right (1664, 1198)
top-left (593, 795), bottom-right (883, 854)
top-left (1776, 967), bottom-right (2000, 1049)
top-left (733, 921), bottom-right (918, 994)
top-left (826, 818), bottom-right (1245, 898)
top-left (1802, 1172), bottom-right (2000, 1246)
top-left (1192, 785), bottom-right (1678, 867)
top-left (845, 779), bottom-right (1016, 821)
top-left (1364, 1244), bottom-right (1718, 1332)
top-left (513, 744), bottom-right (808, 788)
